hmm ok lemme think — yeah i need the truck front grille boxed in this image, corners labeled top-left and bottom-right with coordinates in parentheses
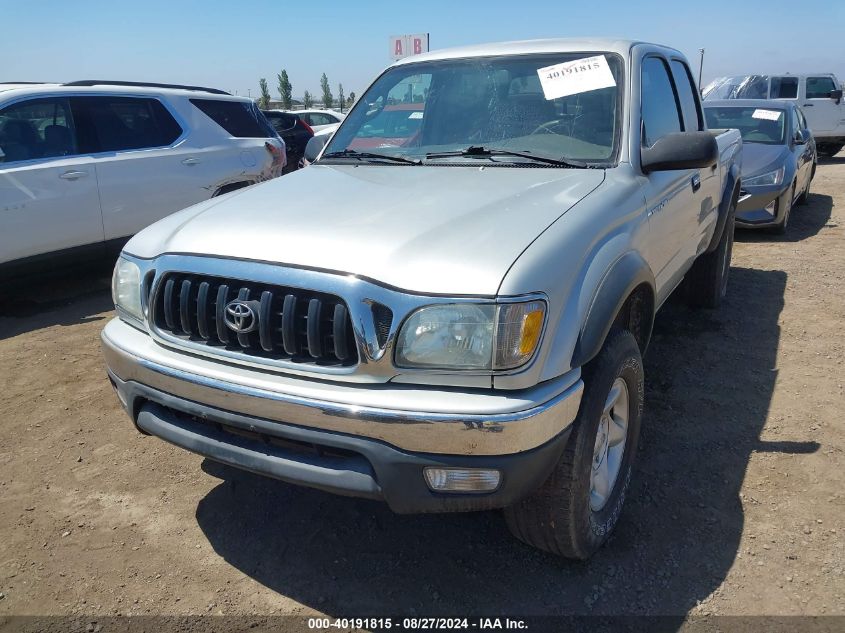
top-left (151, 273), bottom-right (357, 366)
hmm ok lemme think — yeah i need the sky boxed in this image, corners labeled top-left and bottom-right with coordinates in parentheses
top-left (2, 0), bottom-right (844, 100)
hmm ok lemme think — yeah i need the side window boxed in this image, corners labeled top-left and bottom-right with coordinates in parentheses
top-left (308, 113), bottom-right (334, 126)
top-left (190, 98), bottom-right (268, 138)
top-left (0, 97), bottom-right (76, 164)
top-left (770, 76), bottom-right (798, 99)
top-left (641, 57), bottom-right (682, 147)
top-left (299, 113), bottom-right (313, 126)
top-left (806, 76), bottom-right (836, 99)
top-left (670, 60), bottom-right (702, 131)
top-left (797, 107), bottom-right (809, 131)
top-left (72, 96), bottom-right (182, 153)
top-left (790, 107), bottom-right (801, 140)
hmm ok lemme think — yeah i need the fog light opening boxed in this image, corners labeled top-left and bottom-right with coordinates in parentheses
top-left (765, 199), bottom-right (777, 214)
top-left (423, 467), bottom-right (501, 493)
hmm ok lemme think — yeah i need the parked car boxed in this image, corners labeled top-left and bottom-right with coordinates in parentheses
top-left (262, 109), bottom-right (313, 173)
top-left (292, 109), bottom-right (345, 132)
top-left (0, 81), bottom-right (285, 282)
top-left (703, 74), bottom-right (845, 157)
top-left (704, 100), bottom-right (816, 233)
top-left (300, 123), bottom-right (339, 167)
top-left (102, 39), bottom-right (741, 559)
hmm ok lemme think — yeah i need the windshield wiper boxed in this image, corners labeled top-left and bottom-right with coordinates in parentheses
top-left (424, 146), bottom-right (587, 167)
top-left (320, 149), bottom-right (421, 165)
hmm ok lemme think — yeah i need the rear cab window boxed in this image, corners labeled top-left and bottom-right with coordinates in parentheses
top-left (191, 98), bottom-right (275, 138)
top-left (0, 97), bottom-right (76, 163)
top-left (669, 59), bottom-right (702, 131)
top-left (770, 76), bottom-right (798, 99)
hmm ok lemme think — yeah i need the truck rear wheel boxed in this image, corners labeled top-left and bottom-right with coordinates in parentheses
top-left (685, 203), bottom-right (735, 309)
top-left (503, 329), bottom-right (643, 559)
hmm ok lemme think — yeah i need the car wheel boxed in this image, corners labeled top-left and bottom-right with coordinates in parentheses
top-left (796, 166), bottom-right (814, 206)
top-left (771, 183), bottom-right (795, 235)
top-left (503, 328), bottom-right (644, 559)
top-left (685, 202), bottom-right (735, 309)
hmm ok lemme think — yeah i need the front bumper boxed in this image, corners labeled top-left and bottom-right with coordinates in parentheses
top-left (736, 183), bottom-right (791, 227)
top-left (102, 318), bottom-right (583, 513)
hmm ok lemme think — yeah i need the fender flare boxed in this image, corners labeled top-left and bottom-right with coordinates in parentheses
top-left (705, 163), bottom-right (741, 253)
top-left (571, 251), bottom-right (656, 368)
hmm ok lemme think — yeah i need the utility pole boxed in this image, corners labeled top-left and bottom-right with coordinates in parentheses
top-left (698, 48), bottom-right (705, 94)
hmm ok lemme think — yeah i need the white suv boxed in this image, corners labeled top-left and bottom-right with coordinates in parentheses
top-left (0, 81), bottom-right (285, 281)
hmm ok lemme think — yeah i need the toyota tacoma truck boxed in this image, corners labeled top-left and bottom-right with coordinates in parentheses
top-left (102, 39), bottom-right (741, 559)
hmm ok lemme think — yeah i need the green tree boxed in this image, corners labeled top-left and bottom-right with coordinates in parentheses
top-left (277, 70), bottom-right (292, 110)
top-left (303, 90), bottom-right (314, 108)
top-left (320, 73), bottom-right (333, 109)
top-left (337, 83), bottom-right (345, 113)
top-left (258, 78), bottom-right (271, 109)
top-left (347, 91), bottom-right (355, 108)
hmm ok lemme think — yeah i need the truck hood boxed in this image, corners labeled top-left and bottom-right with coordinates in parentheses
top-left (125, 164), bottom-right (605, 295)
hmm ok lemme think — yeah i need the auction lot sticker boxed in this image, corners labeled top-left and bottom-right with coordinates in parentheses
top-left (752, 109), bottom-right (782, 121)
top-left (537, 55), bottom-right (616, 100)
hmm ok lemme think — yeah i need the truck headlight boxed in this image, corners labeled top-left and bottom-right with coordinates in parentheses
top-left (744, 167), bottom-right (784, 187)
top-left (112, 257), bottom-right (144, 324)
top-left (395, 300), bottom-right (545, 371)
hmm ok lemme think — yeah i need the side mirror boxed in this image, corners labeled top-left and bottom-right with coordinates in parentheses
top-left (303, 135), bottom-right (328, 164)
top-left (641, 132), bottom-right (719, 173)
top-left (794, 129), bottom-right (810, 145)
top-left (830, 89), bottom-right (843, 104)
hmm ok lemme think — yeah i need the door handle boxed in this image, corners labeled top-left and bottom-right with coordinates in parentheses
top-left (691, 173), bottom-right (701, 192)
top-left (59, 170), bottom-right (88, 180)
top-left (182, 157), bottom-right (201, 166)
top-left (803, 103), bottom-right (814, 107)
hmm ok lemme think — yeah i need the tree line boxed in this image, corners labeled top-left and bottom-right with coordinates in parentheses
top-left (257, 70), bottom-right (355, 112)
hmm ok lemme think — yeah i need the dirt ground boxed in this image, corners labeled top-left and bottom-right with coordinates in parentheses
top-left (0, 156), bottom-right (843, 627)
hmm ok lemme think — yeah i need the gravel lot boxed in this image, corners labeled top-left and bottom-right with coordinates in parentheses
top-left (0, 155), bottom-right (843, 625)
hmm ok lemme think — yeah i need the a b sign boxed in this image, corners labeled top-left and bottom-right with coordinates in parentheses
top-left (390, 34), bottom-right (430, 60)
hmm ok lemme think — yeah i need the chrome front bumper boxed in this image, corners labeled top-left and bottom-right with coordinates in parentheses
top-left (101, 318), bottom-right (583, 457)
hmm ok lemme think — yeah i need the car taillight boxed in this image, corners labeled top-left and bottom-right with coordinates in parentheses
top-left (265, 141), bottom-right (284, 166)
top-left (299, 120), bottom-right (314, 135)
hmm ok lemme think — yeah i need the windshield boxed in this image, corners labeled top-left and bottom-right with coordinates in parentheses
top-left (702, 75), bottom-right (771, 100)
top-left (323, 53), bottom-right (623, 166)
top-left (704, 106), bottom-right (786, 145)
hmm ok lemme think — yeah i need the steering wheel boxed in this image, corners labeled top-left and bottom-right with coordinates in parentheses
top-left (530, 118), bottom-right (575, 136)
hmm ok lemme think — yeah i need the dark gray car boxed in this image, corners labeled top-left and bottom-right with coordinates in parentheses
top-left (704, 99), bottom-right (816, 233)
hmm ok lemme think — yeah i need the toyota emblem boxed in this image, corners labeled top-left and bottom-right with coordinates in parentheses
top-left (224, 300), bottom-right (258, 334)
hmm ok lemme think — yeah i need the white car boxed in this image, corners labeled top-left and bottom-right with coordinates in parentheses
top-left (0, 81), bottom-right (285, 281)
top-left (291, 109), bottom-right (345, 132)
top-left (299, 123), bottom-right (340, 167)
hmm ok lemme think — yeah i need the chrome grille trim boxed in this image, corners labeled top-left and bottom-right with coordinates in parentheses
top-left (151, 272), bottom-right (358, 367)
top-left (127, 254), bottom-right (544, 384)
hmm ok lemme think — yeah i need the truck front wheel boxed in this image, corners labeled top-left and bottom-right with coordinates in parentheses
top-left (685, 202), bottom-right (735, 309)
top-left (503, 329), bottom-right (644, 559)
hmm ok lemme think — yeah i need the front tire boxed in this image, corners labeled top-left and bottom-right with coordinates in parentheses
top-left (796, 165), bottom-right (814, 205)
top-left (503, 329), bottom-right (644, 559)
top-left (770, 183), bottom-right (795, 235)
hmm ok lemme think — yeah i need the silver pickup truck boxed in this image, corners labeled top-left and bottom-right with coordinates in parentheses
top-left (102, 39), bottom-right (741, 559)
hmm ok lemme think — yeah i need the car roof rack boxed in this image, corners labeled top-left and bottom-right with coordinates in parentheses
top-left (62, 80), bottom-right (230, 95)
